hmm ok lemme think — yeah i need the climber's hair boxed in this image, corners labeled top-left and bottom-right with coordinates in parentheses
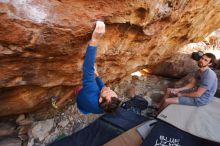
top-left (203, 53), bottom-right (216, 65)
top-left (99, 97), bottom-right (121, 113)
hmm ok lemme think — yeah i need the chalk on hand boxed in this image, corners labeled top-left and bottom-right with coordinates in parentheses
top-left (94, 21), bottom-right (105, 34)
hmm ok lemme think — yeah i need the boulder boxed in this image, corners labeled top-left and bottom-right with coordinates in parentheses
top-left (0, 0), bottom-right (220, 116)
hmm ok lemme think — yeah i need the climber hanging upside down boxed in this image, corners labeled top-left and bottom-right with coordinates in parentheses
top-left (52, 21), bottom-right (121, 114)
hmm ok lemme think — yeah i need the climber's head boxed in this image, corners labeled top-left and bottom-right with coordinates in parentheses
top-left (99, 87), bottom-right (121, 113)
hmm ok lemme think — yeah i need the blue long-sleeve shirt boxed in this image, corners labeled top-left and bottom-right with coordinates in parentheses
top-left (76, 45), bottom-right (105, 114)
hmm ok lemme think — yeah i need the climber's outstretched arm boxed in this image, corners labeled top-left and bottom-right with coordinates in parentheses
top-left (82, 21), bottom-right (105, 87)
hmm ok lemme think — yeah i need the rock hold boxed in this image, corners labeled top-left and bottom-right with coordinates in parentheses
top-left (31, 119), bottom-right (54, 141)
top-left (16, 114), bottom-right (26, 124)
top-left (58, 119), bottom-right (69, 128)
top-left (17, 118), bottom-right (34, 126)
